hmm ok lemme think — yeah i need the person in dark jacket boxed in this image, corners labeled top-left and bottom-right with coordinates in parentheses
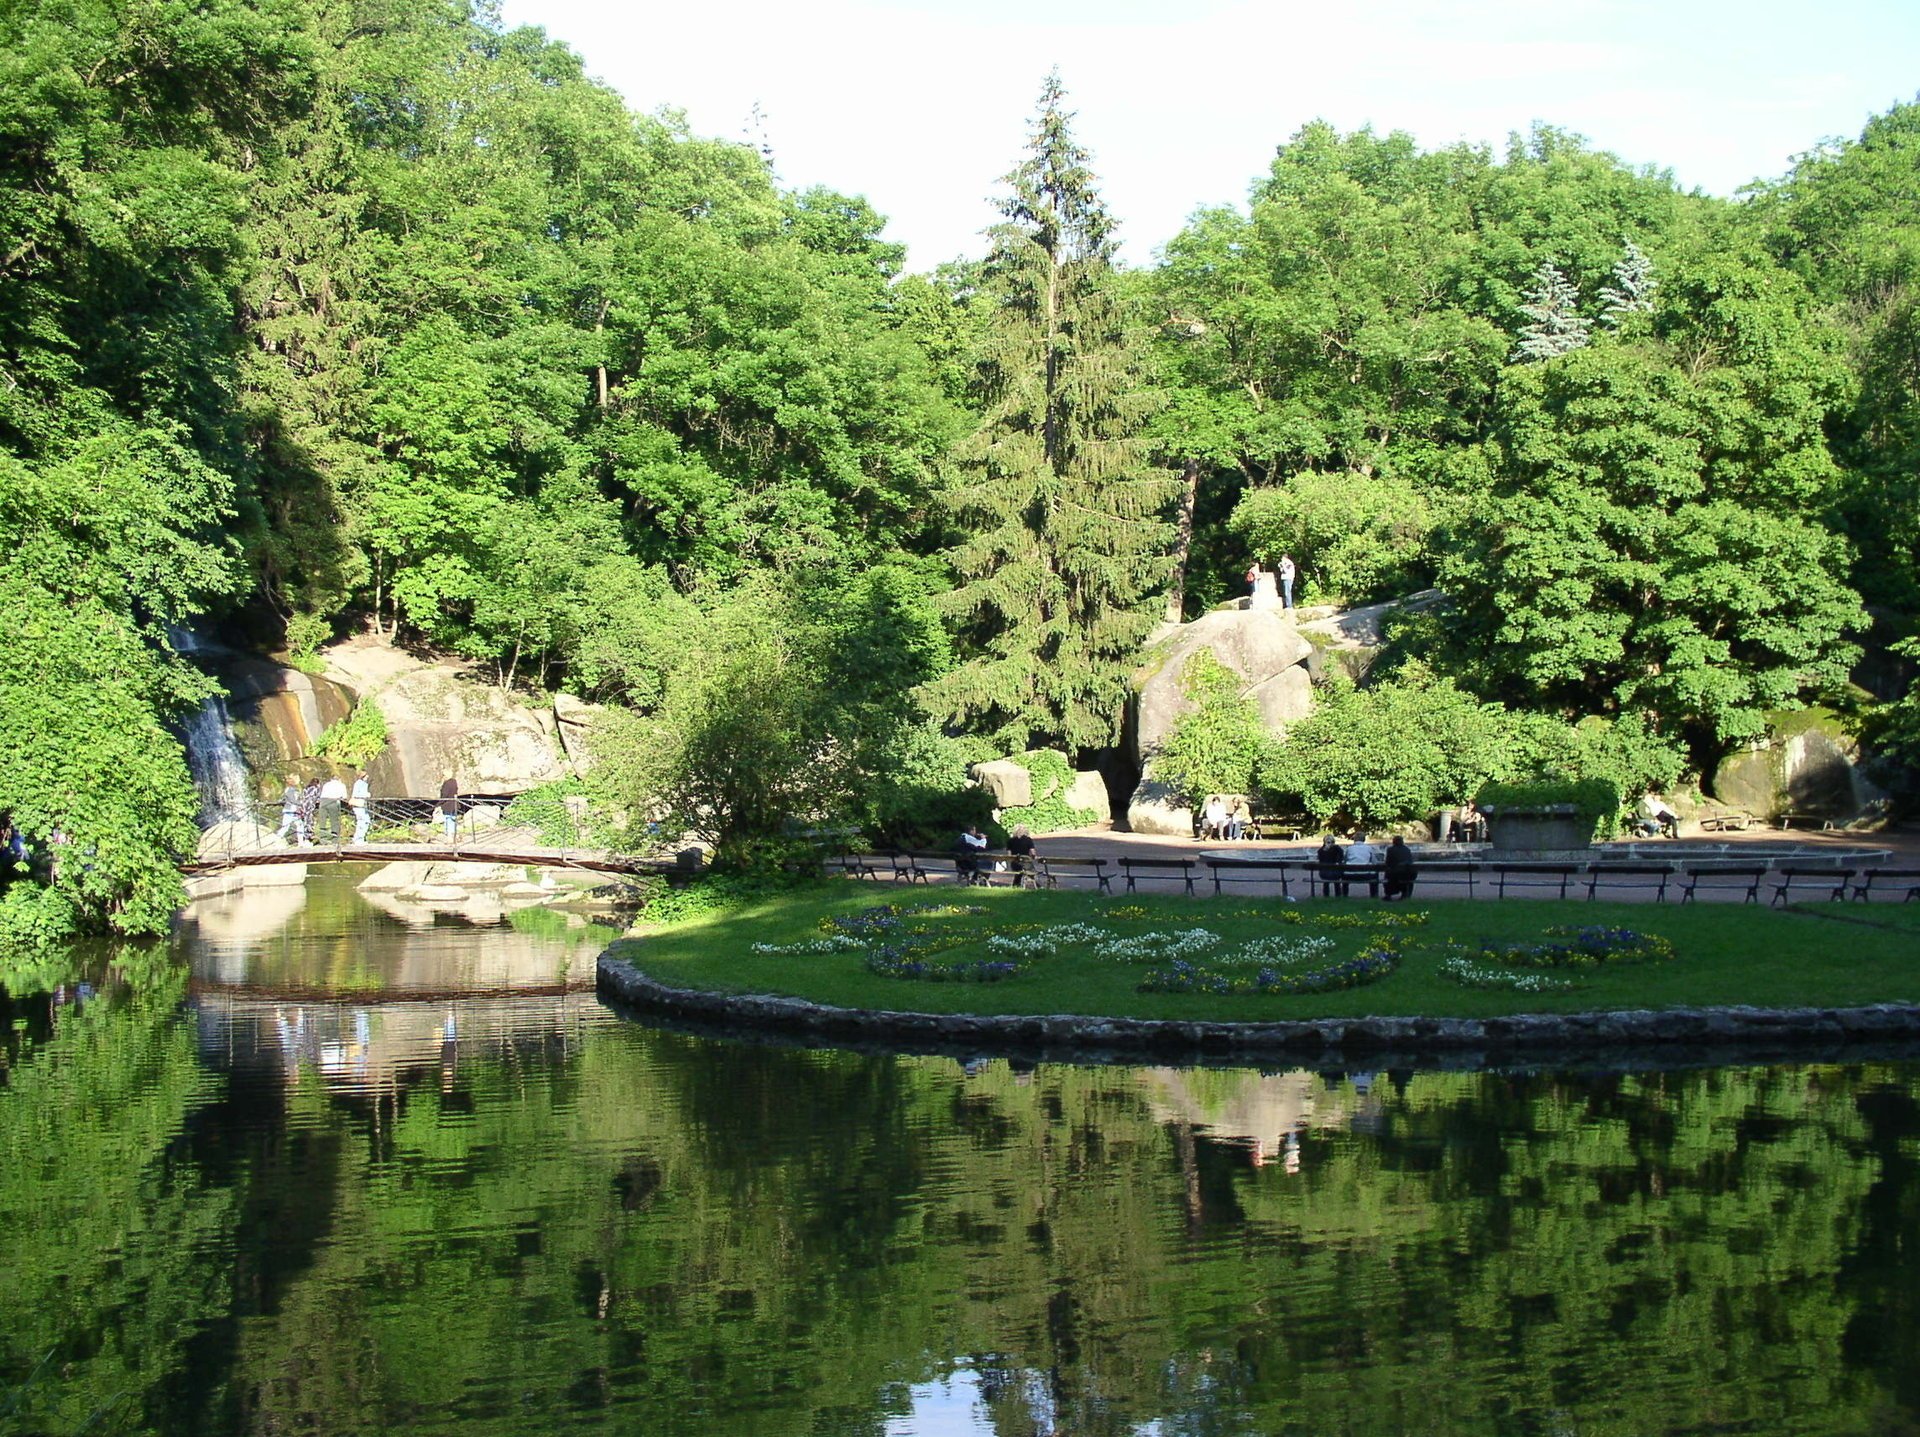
top-left (438, 775), bottom-right (460, 841)
top-left (1315, 834), bottom-right (1347, 898)
top-left (1383, 836), bottom-right (1418, 901)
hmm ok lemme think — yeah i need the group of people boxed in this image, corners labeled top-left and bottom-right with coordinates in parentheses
top-left (1313, 832), bottom-right (1419, 900)
top-left (273, 772), bottom-right (464, 846)
top-left (952, 822), bottom-right (1037, 885)
top-left (1199, 794), bottom-right (1254, 840)
top-left (1244, 553), bottom-right (1298, 610)
top-left (275, 771), bottom-right (373, 845)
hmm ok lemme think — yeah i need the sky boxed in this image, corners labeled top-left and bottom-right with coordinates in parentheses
top-left (497, 0), bottom-right (1920, 271)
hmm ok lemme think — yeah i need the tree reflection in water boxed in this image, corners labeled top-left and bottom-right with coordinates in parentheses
top-left (3, 870), bottom-right (1919, 1436)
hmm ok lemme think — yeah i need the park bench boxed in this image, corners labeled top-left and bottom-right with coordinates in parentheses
top-left (1585, 863), bottom-right (1678, 903)
top-left (1770, 866), bottom-right (1855, 906)
top-left (826, 849), bottom-right (883, 880)
top-left (1120, 856), bottom-right (1198, 896)
top-left (1697, 813), bottom-right (1756, 833)
top-left (1491, 863), bottom-right (1582, 900)
top-left (1678, 865), bottom-right (1767, 904)
top-left (1035, 857), bottom-right (1112, 894)
top-left (1204, 856), bottom-right (1295, 897)
top-left (1775, 813), bottom-right (1838, 831)
top-left (1851, 868), bottom-right (1920, 903)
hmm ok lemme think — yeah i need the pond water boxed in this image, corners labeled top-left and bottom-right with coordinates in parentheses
top-left (4, 868), bottom-right (1919, 1436)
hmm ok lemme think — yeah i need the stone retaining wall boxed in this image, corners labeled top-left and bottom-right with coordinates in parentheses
top-left (596, 947), bottom-right (1920, 1060)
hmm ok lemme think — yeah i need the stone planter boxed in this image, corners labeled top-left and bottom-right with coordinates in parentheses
top-left (1484, 805), bottom-right (1594, 854)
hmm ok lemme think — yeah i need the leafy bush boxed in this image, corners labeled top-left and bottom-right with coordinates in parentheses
top-left (859, 722), bottom-right (996, 848)
top-left (1474, 777), bottom-right (1622, 839)
top-left (1153, 654), bottom-right (1276, 804)
top-left (284, 611), bottom-right (331, 673)
top-left (1258, 665), bottom-right (1514, 828)
top-left (503, 777), bottom-right (590, 846)
top-left (310, 700), bottom-right (388, 768)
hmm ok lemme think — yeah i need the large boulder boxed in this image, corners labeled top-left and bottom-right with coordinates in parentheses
top-left (970, 758), bottom-right (1033, 809)
top-left (1125, 767), bottom-right (1195, 838)
top-left (1065, 770), bottom-right (1112, 823)
top-left (1713, 712), bottom-right (1887, 822)
top-left (317, 638), bottom-right (571, 800)
top-left (1132, 608), bottom-right (1314, 764)
top-left (222, 657), bottom-right (356, 781)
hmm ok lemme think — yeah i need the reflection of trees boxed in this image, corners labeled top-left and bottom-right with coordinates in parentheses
top-left (0, 964), bottom-right (234, 1437)
top-left (5, 990), bottom-right (1917, 1435)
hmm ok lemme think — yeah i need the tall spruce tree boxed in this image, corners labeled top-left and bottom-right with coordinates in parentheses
top-left (924, 72), bottom-right (1174, 753)
top-left (1513, 260), bottom-right (1591, 361)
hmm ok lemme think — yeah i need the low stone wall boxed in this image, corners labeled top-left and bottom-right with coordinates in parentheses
top-left (596, 947), bottom-right (1920, 1061)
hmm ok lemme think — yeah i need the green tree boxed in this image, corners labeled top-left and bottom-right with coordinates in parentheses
top-left (1435, 262), bottom-right (1863, 755)
top-left (923, 72), bottom-right (1175, 753)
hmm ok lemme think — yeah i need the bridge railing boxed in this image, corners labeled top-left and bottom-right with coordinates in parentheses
top-left (197, 796), bottom-right (612, 866)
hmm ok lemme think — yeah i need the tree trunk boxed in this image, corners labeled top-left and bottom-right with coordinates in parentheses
top-left (1163, 458), bottom-right (1200, 624)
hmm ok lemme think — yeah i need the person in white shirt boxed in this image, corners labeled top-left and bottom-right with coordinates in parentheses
top-left (349, 771), bottom-right (372, 844)
top-left (1202, 795), bottom-right (1228, 840)
top-left (316, 774), bottom-right (348, 844)
top-left (1346, 832), bottom-right (1381, 897)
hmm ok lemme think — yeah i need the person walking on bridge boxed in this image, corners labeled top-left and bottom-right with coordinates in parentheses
top-left (317, 773), bottom-right (347, 844)
top-left (350, 770), bottom-right (372, 844)
top-left (438, 775), bottom-right (460, 842)
top-left (275, 779), bottom-right (306, 845)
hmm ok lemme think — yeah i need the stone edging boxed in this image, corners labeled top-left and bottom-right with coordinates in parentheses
top-left (596, 947), bottom-right (1920, 1058)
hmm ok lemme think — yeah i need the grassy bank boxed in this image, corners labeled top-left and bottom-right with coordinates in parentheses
top-left (604, 885), bottom-right (1920, 1023)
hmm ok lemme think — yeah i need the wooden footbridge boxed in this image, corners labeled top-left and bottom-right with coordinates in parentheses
top-left (185, 799), bottom-right (682, 878)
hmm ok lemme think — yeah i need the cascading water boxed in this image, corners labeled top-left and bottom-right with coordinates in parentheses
top-left (169, 626), bottom-right (256, 826)
top-left (181, 692), bottom-right (255, 825)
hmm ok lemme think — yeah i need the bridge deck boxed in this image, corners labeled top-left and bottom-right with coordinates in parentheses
top-left (183, 842), bottom-right (673, 877)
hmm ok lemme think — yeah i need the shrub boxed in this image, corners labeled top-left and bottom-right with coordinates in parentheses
top-left (310, 700), bottom-right (388, 768)
top-left (1474, 778), bottom-right (1622, 839)
top-left (1259, 665), bottom-right (1513, 828)
top-left (1228, 471), bottom-right (1435, 605)
top-left (284, 611), bottom-right (332, 672)
top-left (1153, 654), bottom-right (1276, 805)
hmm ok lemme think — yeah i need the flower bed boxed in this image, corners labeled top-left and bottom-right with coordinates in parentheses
top-left (1139, 944), bottom-right (1401, 996)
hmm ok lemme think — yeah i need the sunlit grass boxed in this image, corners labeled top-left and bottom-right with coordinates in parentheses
top-left (605, 884), bottom-right (1920, 1022)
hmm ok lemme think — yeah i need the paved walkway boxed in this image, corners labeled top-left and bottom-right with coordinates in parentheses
top-left (999, 821), bottom-right (1920, 906)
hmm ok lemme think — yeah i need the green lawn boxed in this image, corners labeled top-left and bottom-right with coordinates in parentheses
top-left (604, 885), bottom-right (1920, 1022)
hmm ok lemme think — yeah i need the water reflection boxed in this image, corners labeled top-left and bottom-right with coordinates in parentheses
top-left (2, 873), bottom-right (1919, 1436)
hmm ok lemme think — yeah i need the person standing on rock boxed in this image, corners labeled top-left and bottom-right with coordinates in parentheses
top-left (350, 770), bottom-right (372, 844)
top-left (1278, 554), bottom-right (1296, 610)
top-left (317, 772), bottom-right (347, 844)
top-left (439, 775), bottom-right (460, 842)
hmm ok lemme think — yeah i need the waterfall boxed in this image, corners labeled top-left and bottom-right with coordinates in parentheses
top-left (182, 692), bottom-right (255, 825)
top-left (167, 626), bottom-right (255, 825)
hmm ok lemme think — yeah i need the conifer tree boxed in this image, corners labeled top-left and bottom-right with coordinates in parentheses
top-left (1599, 241), bottom-right (1658, 326)
top-left (1513, 260), bottom-right (1591, 361)
top-left (924, 72), bottom-right (1174, 753)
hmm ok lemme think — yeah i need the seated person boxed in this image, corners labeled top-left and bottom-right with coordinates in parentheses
top-left (1634, 794), bottom-right (1680, 839)
top-left (1226, 796), bottom-right (1250, 841)
top-left (1383, 836), bottom-right (1418, 900)
top-left (1454, 800), bottom-right (1485, 843)
top-left (1314, 834), bottom-right (1348, 897)
top-left (954, 823), bottom-right (988, 883)
top-left (1005, 823), bottom-right (1037, 885)
top-left (1201, 795), bottom-right (1229, 841)
top-left (1345, 832), bottom-right (1380, 897)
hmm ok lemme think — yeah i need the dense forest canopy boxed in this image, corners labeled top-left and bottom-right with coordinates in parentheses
top-left (0, 0), bottom-right (1915, 933)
